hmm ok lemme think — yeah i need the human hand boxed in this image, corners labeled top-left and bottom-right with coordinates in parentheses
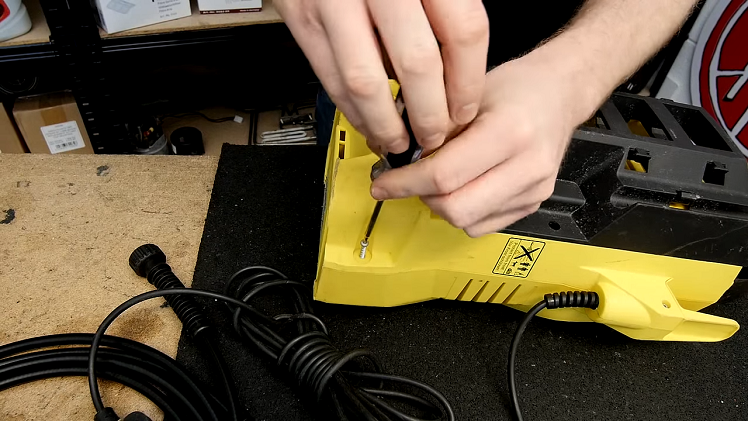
top-left (275, 0), bottom-right (489, 154)
top-left (370, 50), bottom-right (602, 237)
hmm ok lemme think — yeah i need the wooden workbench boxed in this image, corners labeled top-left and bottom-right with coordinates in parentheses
top-left (0, 154), bottom-right (219, 420)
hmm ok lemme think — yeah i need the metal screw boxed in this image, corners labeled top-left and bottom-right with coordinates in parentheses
top-left (359, 240), bottom-right (369, 259)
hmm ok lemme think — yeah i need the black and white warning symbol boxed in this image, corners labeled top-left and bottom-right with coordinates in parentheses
top-left (492, 238), bottom-right (545, 278)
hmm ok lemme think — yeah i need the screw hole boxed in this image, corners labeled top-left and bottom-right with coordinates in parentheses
top-left (548, 221), bottom-right (561, 231)
top-left (662, 300), bottom-right (671, 309)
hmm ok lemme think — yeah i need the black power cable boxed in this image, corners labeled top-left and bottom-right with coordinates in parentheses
top-left (129, 244), bottom-right (240, 421)
top-left (83, 287), bottom-right (453, 421)
top-left (0, 241), bottom-right (603, 421)
top-left (508, 291), bottom-right (600, 421)
top-left (0, 334), bottom-right (231, 421)
top-left (0, 243), bottom-right (454, 421)
top-left (223, 266), bottom-right (455, 420)
top-left (129, 244), bottom-right (453, 419)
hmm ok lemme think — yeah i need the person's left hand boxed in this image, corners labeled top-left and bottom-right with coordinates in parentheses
top-left (371, 49), bottom-right (601, 237)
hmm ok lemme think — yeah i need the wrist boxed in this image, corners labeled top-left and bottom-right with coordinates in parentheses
top-left (523, 32), bottom-right (615, 126)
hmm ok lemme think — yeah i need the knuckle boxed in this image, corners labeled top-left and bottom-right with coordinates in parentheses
top-left (509, 118), bottom-right (537, 143)
top-left (343, 69), bottom-right (383, 99)
top-left (537, 181), bottom-right (556, 202)
top-left (444, 210), bottom-right (472, 230)
top-left (436, 199), bottom-right (474, 229)
top-left (413, 117), bottom-right (448, 144)
top-left (448, 13), bottom-right (489, 46)
top-left (536, 156), bottom-right (559, 180)
top-left (430, 169), bottom-right (459, 195)
top-left (464, 226), bottom-right (485, 238)
top-left (277, 2), bottom-right (319, 30)
top-left (525, 203), bottom-right (541, 215)
top-left (399, 48), bottom-right (443, 78)
top-left (368, 127), bottom-right (406, 151)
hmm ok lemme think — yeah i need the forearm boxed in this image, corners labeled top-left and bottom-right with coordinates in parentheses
top-left (525, 0), bottom-right (698, 124)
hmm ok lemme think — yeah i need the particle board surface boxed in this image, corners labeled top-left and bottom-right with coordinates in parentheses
top-left (0, 154), bottom-right (218, 420)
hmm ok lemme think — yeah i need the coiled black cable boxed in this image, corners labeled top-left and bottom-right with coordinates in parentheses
top-left (1, 269), bottom-right (454, 421)
top-left (85, 286), bottom-right (453, 420)
top-left (2, 242), bottom-right (600, 421)
top-left (223, 266), bottom-right (456, 420)
top-left (0, 334), bottom-right (230, 421)
top-left (508, 291), bottom-right (600, 421)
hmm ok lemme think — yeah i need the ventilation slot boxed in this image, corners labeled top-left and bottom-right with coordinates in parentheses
top-left (580, 110), bottom-right (609, 130)
top-left (471, 281), bottom-right (490, 302)
top-left (703, 162), bottom-right (728, 185)
top-left (612, 96), bottom-right (671, 140)
top-left (487, 283), bottom-right (522, 304)
top-left (501, 284), bottom-right (522, 304)
top-left (487, 283), bottom-right (506, 303)
top-left (455, 279), bottom-right (474, 301)
top-left (338, 130), bottom-right (346, 158)
top-left (669, 191), bottom-right (696, 210)
top-left (664, 104), bottom-right (731, 151)
top-left (625, 148), bottom-right (650, 173)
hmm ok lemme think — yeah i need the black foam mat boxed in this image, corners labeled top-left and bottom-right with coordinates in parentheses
top-left (178, 144), bottom-right (748, 420)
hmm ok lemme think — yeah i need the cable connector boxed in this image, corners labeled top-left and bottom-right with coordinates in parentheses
top-left (123, 412), bottom-right (154, 421)
top-left (129, 244), bottom-right (211, 338)
top-left (93, 407), bottom-right (119, 421)
top-left (544, 291), bottom-right (599, 310)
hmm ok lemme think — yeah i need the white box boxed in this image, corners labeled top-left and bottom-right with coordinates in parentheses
top-left (197, 0), bottom-right (261, 14)
top-left (92, 0), bottom-right (192, 33)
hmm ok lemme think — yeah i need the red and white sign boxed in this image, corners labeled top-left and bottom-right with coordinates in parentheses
top-left (691, 0), bottom-right (748, 156)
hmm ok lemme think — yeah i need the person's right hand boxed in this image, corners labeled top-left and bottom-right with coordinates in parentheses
top-left (275, 0), bottom-right (489, 154)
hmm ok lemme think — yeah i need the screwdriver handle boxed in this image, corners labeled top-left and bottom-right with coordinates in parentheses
top-left (386, 109), bottom-right (423, 169)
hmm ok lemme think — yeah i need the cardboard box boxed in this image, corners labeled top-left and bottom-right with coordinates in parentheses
top-left (13, 92), bottom-right (95, 155)
top-left (91, 0), bottom-right (191, 33)
top-left (197, 0), bottom-right (261, 14)
top-left (0, 104), bottom-right (26, 153)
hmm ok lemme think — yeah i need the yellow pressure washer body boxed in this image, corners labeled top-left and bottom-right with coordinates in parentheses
top-left (315, 87), bottom-right (748, 343)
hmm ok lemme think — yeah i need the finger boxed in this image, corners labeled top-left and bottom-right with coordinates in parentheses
top-left (319, 0), bottom-right (410, 154)
top-left (463, 206), bottom-right (539, 238)
top-left (421, 154), bottom-right (556, 228)
top-left (368, 0), bottom-right (449, 150)
top-left (275, 3), bottom-right (364, 128)
top-left (423, 0), bottom-right (489, 125)
top-left (371, 114), bottom-right (524, 199)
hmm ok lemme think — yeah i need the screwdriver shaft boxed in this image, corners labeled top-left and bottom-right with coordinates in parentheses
top-left (365, 201), bottom-right (384, 241)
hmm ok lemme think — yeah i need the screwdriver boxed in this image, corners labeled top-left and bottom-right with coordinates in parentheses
top-left (359, 99), bottom-right (423, 259)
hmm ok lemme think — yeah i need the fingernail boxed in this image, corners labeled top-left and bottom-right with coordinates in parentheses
top-left (371, 186), bottom-right (387, 200)
top-left (455, 103), bottom-right (478, 124)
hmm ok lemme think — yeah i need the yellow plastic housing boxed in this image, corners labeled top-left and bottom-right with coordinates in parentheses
top-left (315, 102), bottom-right (741, 343)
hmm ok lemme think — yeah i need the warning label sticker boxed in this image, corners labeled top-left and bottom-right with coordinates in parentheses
top-left (492, 238), bottom-right (545, 278)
